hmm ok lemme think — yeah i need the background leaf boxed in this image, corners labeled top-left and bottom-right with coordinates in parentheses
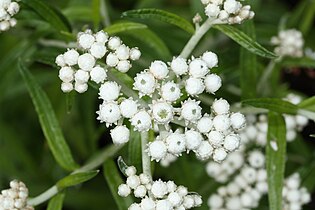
top-left (57, 171), bottom-right (99, 190)
top-left (298, 96), bottom-right (315, 112)
top-left (47, 193), bottom-right (65, 210)
top-left (266, 112), bottom-right (286, 210)
top-left (105, 21), bottom-right (148, 35)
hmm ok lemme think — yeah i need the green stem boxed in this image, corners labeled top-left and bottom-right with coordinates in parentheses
top-left (141, 131), bottom-right (152, 180)
top-left (180, 18), bottom-right (214, 59)
top-left (27, 145), bottom-right (122, 206)
top-left (257, 60), bottom-right (276, 93)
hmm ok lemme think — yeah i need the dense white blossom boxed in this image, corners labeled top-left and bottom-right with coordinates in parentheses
top-left (0, 0), bottom-right (19, 32)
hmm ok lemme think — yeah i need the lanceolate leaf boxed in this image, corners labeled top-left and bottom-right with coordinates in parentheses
top-left (103, 159), bottom-right (134, 210)
top-left (19, 62), bottom-right (78, 171)
top-left (47, 193), bottom-right (65, 210)
top-left (23, 0), bottom-right (71, 32)
top-left (57, 171), bottom-right (99, 190)
top-left (122, 8), bottom-right (195, 34)
top-left (298, 96), bottom-right (315, 112)
top-left (214, 25), bottom-right (277, 59)
top-left (240, 21), bottom-right (257, 100)
top-left (104, 21), bottom-right (148, 35)
top-left (128, 127), bottom-right (142, 172)
top-left (266, 112), bottom-right (286, 210)
top-left (242, 98), bottom-right (298, 115)
top-left (281, 57), bottom-right (315, 68)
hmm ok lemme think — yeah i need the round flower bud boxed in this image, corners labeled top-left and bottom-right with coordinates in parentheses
top-left (219, 10), bottom-right (229, 21)
top-left (185, 129), bottom-right (203, 151)
top-left (197, 115), bottom-right (213, 133)
top-left (208, 130), bottom-right (224, 147)
top-left (181, 99), bottom-right (202, 123)
top-left (140, 197), bottom-right (155, 210)
top-left (106, 52), bottom-right (119, 67)
top-left (118, 184), bottom-right (131, 197)
top-left (241, 167), bottom-right (257, 184)
top-left (148, 140), bottom-right (167, 161)
top-left (226, 197), bottom-right (242, 210)
top-left (63, 49), bottom-right (79, 66)
top-left (0, 0), bottom-right (11, 9)
top-left (117, 60), bottom-right (131, 73)
top-left (213, 148), bottom-right (227, 162)
top-left (248, 150), bottom-right (265, 168)
top-left (0, 21), bottom-right (10, 31)
top-left (74, 69), bottom-right (90, 83)
top-left (224, 134), bottom-right (240, 152)
top-left (133, 72), bottom-right (156, 97)
top-left (287, 190), bottom-right (300, 202)
top-left (189, 58), bottom-right (209, 78)
top-left (149, 60), bottom-right (169, 80)
top-left (95, 31), bottom-right (108, 44)
top-left (116, 44), bottom-right (130, 60)
top-left (202, 51), bottom-right (218, 68)
top-left (129, 203), bottom-right (141, 210)
top-left (196, 141), bottom-right (213, 160)
top-left (205, 3), bottom-right (220, 18)
top-left (212, 98), bottom-right (230, 115)
top-left (230, 112), bottom-right (246, 130)
top-left (152, 101), bottom-right (174, 124)
top-left (185, 77), bottom-right (205, 96)
top-left (108, 37), bottom-right (121, 50)
top-left (130, 48), bottom-right (141, 60)
top-left (165, 133), bottom-right (186, 155)
top-left (74, 82), bottom-right (88, 93)
top-left (156, 200), bottom-right (172, 210)
top-left (161, 81), bottom-right (181, 102)
top-left (256, 169), bottom-right (267, 182)
top-left (59, 67), bottom-right (74, 83)
top-left (78, 33), bottom-right (95, 49)
top-left (168, 192), bottom-right (182, 207)
top-left (120, 98), bottom-right (138, 118)
top-left (61, 82), bottom-right (73, 93)
top-left (213, 115), bottom-right (231, 132)
top-left (151, 180), bottom-right (168, 198)
top-left (55, 54), bottom-right (66, 67)
top-left (204, 74), bottom-right (222, 94)
top-left (170, 57), bottom-right (188, 76)
top-left (78, 53), bottom-right (96, 71)
top-left (97, 101), bottom-right (121, 125)
top-left (126, 175), bottom-right (141, 189)
top-left (139, 174), bottom-right (151, 185)
top-left (241, 192), bottom-right (254, 207)
top-left (9, 18), bottom-right (17, 27)
top-left (90, 66), bottom-right (107, 84)
top-left (110, 125), bottom-right (130, 144)
top-left (125, 166), bottom-right (137, 177)
top-left (99, 81), bottom-right (121, 101)
top-left (90, 42), bottom-right (107, 58)
top-left (131, 110), bottom-right (152, 132)
top-left (134, 185), bottom-right (147, 198)
top-left (167, 181), bottom-right (177, 193)
top-left (208, 194), bottom-right (223, 208)
top-left (227, 182), bottom-right (241, 195)
top-left (224, 0), bottom-right (241, 14)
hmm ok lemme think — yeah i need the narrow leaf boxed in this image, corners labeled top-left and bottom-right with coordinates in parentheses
top-left (57, 171), bottom-right (99, 190)
top-left (266, 112), bottom-right (286, 210)
top-left (47, 193), bottom-right (65, 210)
top-left (242, 98), bottom-right (298, 115)
top-left (92, 0), bottom-right (101, 30)
top-left (103, 159), bottom-right (133, 210)
top-left (240, 21), bottom-right (257, 100)
top-left (23, 0), bottom-right (71, 32)
top-left (19, 62), bottom-right (79, 171)
top-left (128, 127), bottom-right (142, 172)
top-left (298, 96), bottom-right (315, 112)
top-left (281, 57), bottom-right (315, 68)
top-left (122, 8), bottom-right (195, 34)
top-left (214, 25), bottom-right (277, 59)
top-left (117, 156), bottom-right (129, 176)
top-left (104, 21), bottom-right (148, 35)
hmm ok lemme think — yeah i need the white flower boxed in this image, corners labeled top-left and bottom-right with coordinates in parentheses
top-left (116, 44), bottom-right (130, 60)
top-left (230, 112), bottom-right (246, 130)
top-left (202, 51), bottom-right (218, 68)
top-left (148, 140), bottom-right (167, 161)
top-left (106, 52), bottom-right (119, 67)
top-left (164, 133), bottom-right (186, 156)
top-left (204, 74), bottom-right (222, 94)
top-left (156, 200), bottom-right (172, 210)
top-left (151, 101), bottom-right (174, 124)
top-left (224, 0), bottom-right (241, 14)
top-left (185, 129), bottom-right (203, 151)
top-left (134, 185), bottom-right (147, 198)
top-left (90, 42), bottom-right (107, 58)
top-left (131, 110), bottom-right (152, 132)
top-left (108, 36), bottom-right (122, 50)
top-left (55, 54), bottom-right (66, 67)
top-left (185, 77), bottom-right (205, 96)
top-left (213, 148), bottom-right (227, 162)
top-left (197, 115), bottom-right (213, 133)
top-left (149, 60), bottom-right (169, 80)
top-left (61, 82), bottom-right (73, 93)
top-left (97, 101), bottom-right (121, 126)
top-left (208, 130), bottom-right (224, 147)
top-left (213, 114), bottom-right (231, 132)
top-left (74, 82), bottom-right (88, 93)
top-left (117, 60), bottom-right (131, 73)
top-left (74, 69), bottom-right (90, 83)
top-left (99, 81), bottom-right (121, 101)
top-left (212, 98), bottom-right (230, 115)
top-left (110, 125), bottom-right (130, 144)
top-left (140, 197), bottom-right (155, 210)
top-left (170, 57), bottom-right (188, 76)
top-left (151, 180), bottom-right (168, 198)
top-left (118, 184), bottom-right (131, 197)
top-left (120, 98), bottom-right (138, 118)
top-left (205, 3), bottom-right (220, 17)
top-left (63, 49), bottom-right (79, 66)
top-left (125, 166), bottom-right (137, 177)
top-left (167, 192), bottom-right (182, 207)
top-left (208, 194), bottom-right (224, 208)
top-left (188, 58), bottom-right (209, 78)
top-left (95, 30), bottom-right (109, 44)
top-left (160, 81), bottom-right (181, 102)
top-left (129, 203), bottom-right (141, 210)
top-left (126, 175), bottom-right (141, 189)
top-left (139, 174), bottom-right (151, 185)
top-left (248, 150), bottom-right (265, 168)
top-left (59, 67), bottom-right (74, 83)
top-left (241, 167), bottom-right (257, 184)
top-left (133, 72), bottom-right (156, 97)
top-left (196, 141), bottom-right (213, 160)
top-left (78, 32), bottom-right (95, 49)
top-left (130, 48), bottom-right (141, 60)
top-left (180, 99), bottom-right (202, 123)
top-left (78, 53), bottom-right (96, 71)
top-left (90, 66), bottom-right (107, 84)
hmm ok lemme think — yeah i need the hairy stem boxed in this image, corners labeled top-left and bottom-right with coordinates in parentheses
top-left (180, 18), bottom-right (214, 59)
top-left (141, 131), bottom-right (152, 180)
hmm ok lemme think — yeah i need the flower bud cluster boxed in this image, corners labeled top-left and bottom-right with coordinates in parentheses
top-left (0, 180), bottom-right (34, 210)
top-left (201, 0), bottom-right (254, 24)
top-left (118, 166), bottom-right (202, 210)
top-left (55, 29), bottom-right (141, 93)
top-left (0, 0), bottom-right (19, 32)
top-left (208, 150), bottom-right (268, 210)
top-left (271, 29), bottom-right (304, 58)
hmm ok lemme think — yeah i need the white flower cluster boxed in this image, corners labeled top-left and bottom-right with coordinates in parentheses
top-left (0, 0), bottom-right (19, 32)
top-left (283, 173), bottom-right (311, 210)
top-left (201, 0), bottom-right (254, 24)
top-left (55, 29), bottom-right (141, 93)
top-left (0, 180), bottom-right (33, 210)
top-left (208, 150), bottom-right (267, 210)
top-left (118, 166), bottom-right (202, 210)
top-left (271, 29), bottom-right (304, 58)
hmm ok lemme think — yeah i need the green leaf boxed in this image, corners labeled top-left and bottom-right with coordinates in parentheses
top-left (103, 159), bottom-right (133, 210)
top-left (117, 156), bottom-right (129, 176)
top-left (281, 57), bottom-right (315, 68)
top-left (214, 25), bottom-right (277, 59)
top-left (92, 0), bottom-right (101, 30)
top-left (104, 21), bottom-right (148, 35)
top-left (122, 8), bottom-right (195, 34)
top-left (19, 62), bottom-right (79, 171)
top-left (299, 0), bottom-right (315, 34)
top-left (240, 21), bottom-right (257, 100)
top-left (128, 127), bottom-right (142, 172)
top-left (266, 112), bottom-right (287, 210)
top-left (57, 171), bottom-right (99, 190)
top-left (23, 0), bottom-right (71, 32)
top-left (298, 96), bottom-right (315, 112)
top-left (47, 193), bottom-right (65, 210)
top-left (242, 98), bottom-right (298, 115)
